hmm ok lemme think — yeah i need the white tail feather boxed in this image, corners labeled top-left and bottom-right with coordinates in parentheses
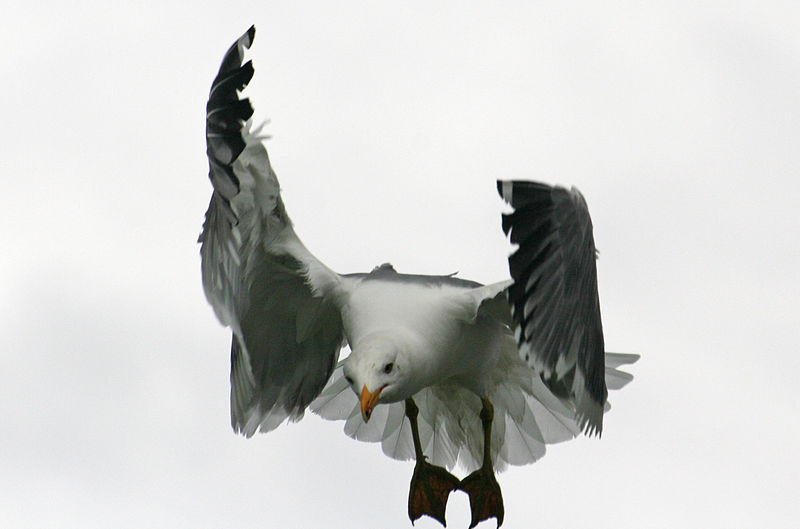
top-left (311, 350), bottom-right (637, 472)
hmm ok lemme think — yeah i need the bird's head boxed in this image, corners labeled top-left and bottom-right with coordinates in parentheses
top-left (342, 334), bottom-right (411, 422)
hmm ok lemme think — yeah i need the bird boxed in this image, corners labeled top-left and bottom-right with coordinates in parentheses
top-left (199, 26), bottom-right (638, 528)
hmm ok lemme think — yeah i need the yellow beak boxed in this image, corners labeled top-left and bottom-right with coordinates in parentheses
top-left (360, 385), bottom-right (383, 423)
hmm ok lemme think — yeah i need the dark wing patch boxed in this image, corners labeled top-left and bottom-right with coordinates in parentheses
top-left (498, 180), bottom-right (607, 436)
top-left (231, 252), bottom-right (343, 434)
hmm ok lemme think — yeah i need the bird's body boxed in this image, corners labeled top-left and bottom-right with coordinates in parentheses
top-left (199, 26), bottom-right (638, 527)
top-left (338, 269), bottom-right (511, 400)
top-left (311, 269), bottom-right (603, 473)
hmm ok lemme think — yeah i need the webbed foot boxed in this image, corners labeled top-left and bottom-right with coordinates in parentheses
top-left (459, 466), bottom-right (504, 528)
top-left (408, 459), bottom-right (460, 526)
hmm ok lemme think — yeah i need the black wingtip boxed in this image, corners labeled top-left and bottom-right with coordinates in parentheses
top-left (204, 26), bottom-right (259, 210)
top-left (215, 26), bottom-right (257, 80)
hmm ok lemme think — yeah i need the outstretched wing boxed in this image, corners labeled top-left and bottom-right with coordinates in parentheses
top-left (199, 26), bottom-right (344, 436)
top-left (497, 180), bottom-right (607, 436)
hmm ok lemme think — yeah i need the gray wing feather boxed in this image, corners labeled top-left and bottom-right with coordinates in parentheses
top-left (497, 180), bottom-right (606, 436)
top-left (199, 27), bottom-right (344, 436)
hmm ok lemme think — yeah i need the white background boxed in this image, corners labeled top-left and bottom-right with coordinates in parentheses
top-left (2, 2), bottom-right (798, 528)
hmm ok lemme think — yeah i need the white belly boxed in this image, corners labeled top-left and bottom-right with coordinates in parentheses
top-left (339, 277), bottom-right (511, 396)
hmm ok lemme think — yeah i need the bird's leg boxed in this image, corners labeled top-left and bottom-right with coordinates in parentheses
top-left (459, 398), bottom-right (504, 528)
top-left (405, 397), bottom-right (460, 527)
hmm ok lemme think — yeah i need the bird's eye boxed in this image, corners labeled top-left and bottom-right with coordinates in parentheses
top-left (344, 375), bottom-right (353, 385)
top-left (383, 363), bottom-right (394, 374)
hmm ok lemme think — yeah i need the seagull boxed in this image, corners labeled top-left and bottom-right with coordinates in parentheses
top-left (200, 26), bottom-right (638, 528)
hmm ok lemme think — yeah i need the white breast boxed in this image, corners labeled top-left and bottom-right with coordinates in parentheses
top-left (338, 277), bottom-right (509, 392)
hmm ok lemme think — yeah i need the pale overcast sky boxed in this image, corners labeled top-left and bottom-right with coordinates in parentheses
top-left (2, 2), bottom-right (798, 528)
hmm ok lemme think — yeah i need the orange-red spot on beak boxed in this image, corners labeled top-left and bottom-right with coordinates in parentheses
top-left (360, 385), bottom-right (384, 423)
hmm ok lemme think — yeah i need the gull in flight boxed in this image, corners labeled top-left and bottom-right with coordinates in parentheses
top-left (199, 26), bottom-right (638, 528)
